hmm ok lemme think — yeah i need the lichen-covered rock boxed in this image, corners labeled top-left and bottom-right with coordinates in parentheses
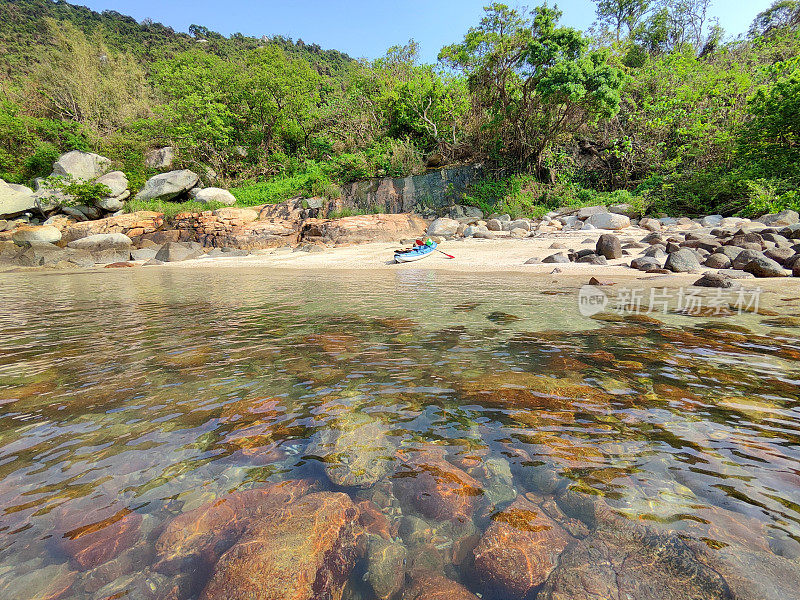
top-left (473, 495), bottom-right (572, 599)
top-left (135, 170), bottom-right (200, 202)
top-left (155, 480), bottom-right (313, 574)
top-left (51, 150), bottom-right (111, 181)
top-left (199, 491), bottom-right (361, 600)
top-left (744, 255), bottom-right (788, 277)
top-left (12, 225), bottom-right (62, 245)
top-left (427, 217), bottom-right (460, 237)
top-left (193, 187), bottom-right (237, 205)
top-left (144, 146), bottom-right (175, 170)
top-left (0, 178), bottom-right (36, 218)
top-left (394, 446), bottom-right (483, 523)
top-left (586, 212), bottom-right (631, 230)
top-left (665, 248), bottom-right (701, 272)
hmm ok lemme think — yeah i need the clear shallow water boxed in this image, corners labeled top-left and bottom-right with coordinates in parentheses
top-left (0, 268), bottom-right (798, 600)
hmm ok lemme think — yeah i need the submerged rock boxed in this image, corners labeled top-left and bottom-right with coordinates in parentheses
top-left (539, 504), bottom-right (800, 600)
top-left (403, 573), bottom-right (481, 600)
top-left (54, 502), bottom-right (142, 570)
top-left (308, 412), bottom-right (396, 488)
top-left (154, 480), bottom-right (313, 573)
top-left (365, 536), bottom-right (407, 600)
top-left (473, 495), bottom-right (572, 599)
top-left (394, 446), bottom-right (483, 523)
top-left (199, 492), bottom-right (361, 600)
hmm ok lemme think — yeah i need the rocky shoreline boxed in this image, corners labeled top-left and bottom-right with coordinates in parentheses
top-left (2, 197), bottom-right (799, 285)
top-left (1, 152), bottom-right (799, 279)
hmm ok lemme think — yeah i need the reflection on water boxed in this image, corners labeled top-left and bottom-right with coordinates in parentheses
top-left (0, 268), bottom-right (799, 600)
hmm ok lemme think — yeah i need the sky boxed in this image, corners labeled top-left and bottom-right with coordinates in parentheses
top-left (76, 0), bottom-right (777, 62)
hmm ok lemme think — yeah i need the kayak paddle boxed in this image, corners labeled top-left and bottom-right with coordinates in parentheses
top-left (416, 239), bottom-right (455, 259)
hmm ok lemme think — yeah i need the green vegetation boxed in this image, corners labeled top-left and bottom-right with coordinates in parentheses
top-left (124, 198), bottom-right (229, 218)
top-left (1, 0), bottom-right (799, 218)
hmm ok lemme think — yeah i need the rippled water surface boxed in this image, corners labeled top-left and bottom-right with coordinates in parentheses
top-left (0, 268), bottom-right (799, 600)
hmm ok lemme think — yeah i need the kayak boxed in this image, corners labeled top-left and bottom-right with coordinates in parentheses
top-left (395, 241), bottom-right (437, 263)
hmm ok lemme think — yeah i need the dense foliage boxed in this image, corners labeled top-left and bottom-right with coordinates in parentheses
top-left (0, 0), bottom-right (799, 217)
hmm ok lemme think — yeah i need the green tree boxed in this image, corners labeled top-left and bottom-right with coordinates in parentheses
top-left (739, 55), bottom-right (800, 179)
top-left (440, 3), bottom-right (626, 177)
top-left (239, 45), bottom-right (322, 155)
top-left (151, 50), bottom-right (236, 170)
top-left (750, 1), bottom-right (800, 37)
top-left (32, 19), bottom-right (151, 136)
top-left (593, 0), bottom-right (651, 41)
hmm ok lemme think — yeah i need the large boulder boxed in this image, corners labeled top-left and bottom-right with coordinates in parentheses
top-left (609, 203), bottom-right (640, 218)
top-left (665, 249), bottom-right (701, 273)
top-left (577, 205), bottom-right (608, 219)
top-left (94, 171), bottom-right (130, 212)
top-left (198, 492), bottom-right (361, 600)
top-left (427, 217), bottom-right (460, 237)
top-left (154, 241), bottom-right (203, 263)
top-left (539, 507), bottom-right (800, 600)
top-left (51, 150), bottom-right (111, 181)
top-left (67, 233), bottom-right (132, 265)
top-left (12, 225), bottom-right (61, 245)
top-left (193, 187), bottom-right (237, 206)
top-left (302, 214), bottom-right (427, 245)
top-left (144, 146), bottom-right (175, 170)
top-left (586, 212), bottom-right (631, 230)
top-left (67, 233), bottom-right (131, 251)
top-left (744, 255), bottom-right (788, 277)
top-left (135, 170), bottom-right (200, 202)
top-left (0, 179), bottom-right (37, 218)
top-left (596, 234), bottom-right (622, 259)
top-left (758, 210), bottom-right (799, 227)
top-left (473, 495), bottom-right (572, 599)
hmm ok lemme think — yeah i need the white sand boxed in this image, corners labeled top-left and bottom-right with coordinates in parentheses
top-left (159, 227), bottom-right (800, 297)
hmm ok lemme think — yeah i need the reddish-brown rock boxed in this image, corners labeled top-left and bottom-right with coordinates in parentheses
top-left (457, 372), bottom-right (612, 411)
top-left (172, 209), bottom-right (299, 249)
top-left (54, 502), bottom-right (143, 570)
top-left (199, 491), bottom-right (361, 600)
top-left (473, 495), bottom-right (572, 599)
top-left (61, 212), bottom-right (164, 244)
top-left (357, 500), bottom-right (394, 540)
top-left (394, 446), bottom-right (483, 523)
top-left (154, 479), bottom-right (313, 573)
top-left (301, 213), bottom-right (427, 245)
top-left (403, 573), bottom-right (481, 600)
